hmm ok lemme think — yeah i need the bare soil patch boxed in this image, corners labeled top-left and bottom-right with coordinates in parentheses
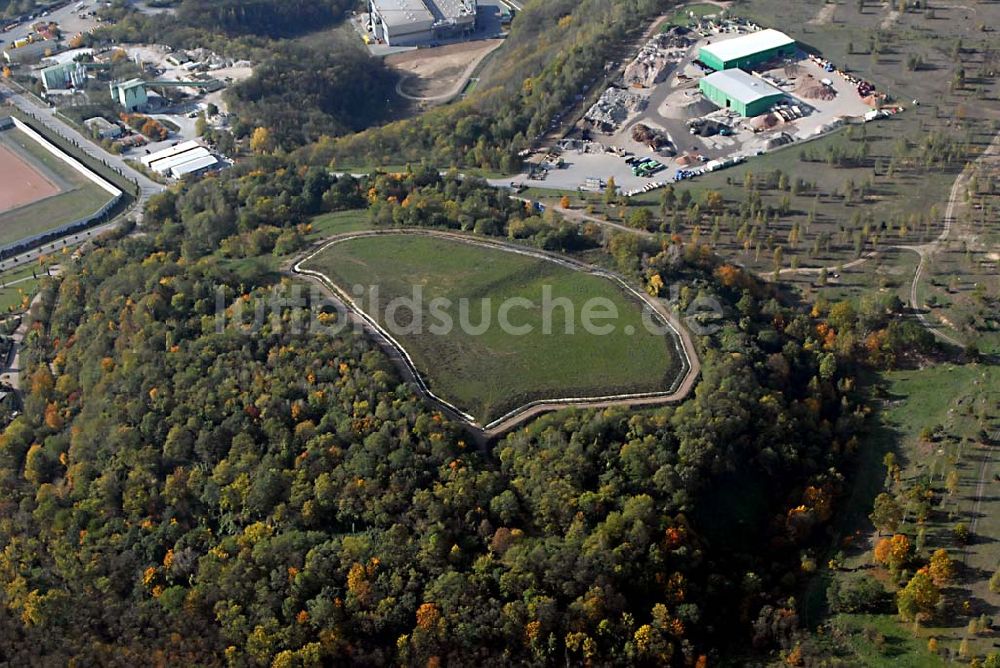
top-left (387, 39), bottom-right (503, 100)
top-left (0, 143), bottom-right (61, 213)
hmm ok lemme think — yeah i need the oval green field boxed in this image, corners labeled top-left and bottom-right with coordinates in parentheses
top-left (302, 233), bottom-right (684, 424)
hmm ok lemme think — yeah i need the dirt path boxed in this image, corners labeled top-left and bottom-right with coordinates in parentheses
top-left (551, 204), bottom-right (661, 239)
top-left (772, 131), bottom-right (1000, 348)
top-left (392, 40), bottom-right (503, 103)
top-left (897, 131), bottom-right (1000, 347)
top-left (288, 229), bottom-right (700, 440)
top-left (969, 429), bottom-right (998, 538)
top-left (808, 3), bottom-right (836, 25)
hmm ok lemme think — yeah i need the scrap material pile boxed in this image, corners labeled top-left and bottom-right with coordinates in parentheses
top-left (807, 53), bottom-right (884, 105)
top-left (631, 123), bottom-right (674, 154)
top-left (623, 27), bottom-right (692, 88)
top-left (583, 87), bottom-right (647, 133)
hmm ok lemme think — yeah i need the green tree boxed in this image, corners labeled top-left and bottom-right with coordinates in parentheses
top-left (870, 493), bottom-right (903, 534)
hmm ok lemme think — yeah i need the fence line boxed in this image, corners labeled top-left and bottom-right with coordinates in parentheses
top-left (0, 194), bottom-right (123, 259)
top-left (2, 107), bottom-right (139, 197)
top-left (0, 115), bottom-right (126, 258)
top-left (8, 116), bottom-right (122, 198)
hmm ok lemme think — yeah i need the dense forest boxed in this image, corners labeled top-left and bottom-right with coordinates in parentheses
top-left (175, 0), bottom-right (355, 39)
top-left (96, 0), bottom-right (354, 40)
top-left (224, 45), bottom-right (400, 149)
top-left (0, 159), bottom-right (900, 664)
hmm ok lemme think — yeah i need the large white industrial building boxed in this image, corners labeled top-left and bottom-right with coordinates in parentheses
top-left (369, 0), bottom-right (477, 46)
top-left (141, 140), bottom-right (220, 179)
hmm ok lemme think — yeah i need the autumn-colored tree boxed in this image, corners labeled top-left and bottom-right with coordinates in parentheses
top-left (43, 403), bottom-right (63, 430)
top-left (559, 195), bottom-right (571, 209)
top-left (415, 602), bottom-right (441, 631)
top-left (646, 273), bottom-right (664, 297)
top-left (873, 534), bottom-right (911, 571)
top-left (633, 624), bottom-right (672, 663)
top-left (1, 66), bottom-right (11, 79)
top-left (702, 190), bottom-right (724, 212)
top-left (897, 570), bottom-right (940, 622)
top-left (828, 300), bottom-right (857, 331)
top-left (30, 367), bottom-right (55, 397)
top-left (346, 562), bottom-right (371, 606)
top-left (945, 469), bottom-right (959, 496)
top-left (803, 485), bottom-right (833, 522)
top-left (928, 549), bottom-right (955, 587)
top-left (251, 127), bottom-right (273, 154)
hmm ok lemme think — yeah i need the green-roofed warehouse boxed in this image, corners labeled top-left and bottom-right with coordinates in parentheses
top-left (699, 29), bottom-right (796, 71)
top-left (699, 69), bottom-right (785, 117)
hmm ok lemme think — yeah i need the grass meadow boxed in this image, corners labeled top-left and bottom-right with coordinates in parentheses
top-left (303, 233), bottom-right (682, 423)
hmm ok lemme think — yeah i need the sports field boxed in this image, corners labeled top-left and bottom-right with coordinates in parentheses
top-left (0, 128), bottom-right (114, 248)
top-left (0, 143), bottom-right (60, 210)
top-left (303, 233), bottom-right (683, 423)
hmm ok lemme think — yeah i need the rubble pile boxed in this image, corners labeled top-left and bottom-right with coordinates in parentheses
top-left (583, 87), bottom-right (646, 133)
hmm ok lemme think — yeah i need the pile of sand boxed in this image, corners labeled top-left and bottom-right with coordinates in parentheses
top-left (800, 83), bottom-right (836, 100)
top-left (750, 113), bottom-right (782, 131)
top-left (796, 74), bottom-right (836, 101)
top-left (661, 91), bottom-right (717, 119)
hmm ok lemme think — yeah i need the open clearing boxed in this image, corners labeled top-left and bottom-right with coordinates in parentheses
top-left (0, 128), bottom-right (114, 249)
top-left (300, 231), bottom-right (685, 425)
top-left (387, 39), bottom-right (503, 102)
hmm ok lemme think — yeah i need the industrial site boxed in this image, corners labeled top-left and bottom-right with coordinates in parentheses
top-left (2, 3), bottom-right (241, 182)
top-left (518, 9), bottom-right (896, 196)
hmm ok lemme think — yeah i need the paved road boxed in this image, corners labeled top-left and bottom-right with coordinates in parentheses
top-left (0, 85), bottom-right (166, 271)
top-left (2, 88), bottom-right (164, 200)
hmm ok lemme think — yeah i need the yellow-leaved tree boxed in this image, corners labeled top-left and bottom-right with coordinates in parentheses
top-left (250, 127), bottom-right (273, 154)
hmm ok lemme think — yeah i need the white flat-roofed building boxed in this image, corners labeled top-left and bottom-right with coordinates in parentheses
top-left (142, 140), bottom-right (221, 178)
top-left (369, 0), bottom-right (435, 45)
top-left (141, 140), bottom-right (202, 168)
top-left (369, 0), bottom-right (476, 45)
top-left (168, 153), bottom-right (218, 178)
top-left (699, 29), bottom-right (796, 71)
top-left (148, 146), bottom-right (212, 174)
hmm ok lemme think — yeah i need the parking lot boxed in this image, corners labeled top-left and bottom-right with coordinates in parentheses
top-left (1, 0), bottom-right (101, 46)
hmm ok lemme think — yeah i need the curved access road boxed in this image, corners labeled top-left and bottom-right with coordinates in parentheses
top-left (393, 40), bottom-right (504, 104)
top-left (288, 229), bottom-right (700, 440)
